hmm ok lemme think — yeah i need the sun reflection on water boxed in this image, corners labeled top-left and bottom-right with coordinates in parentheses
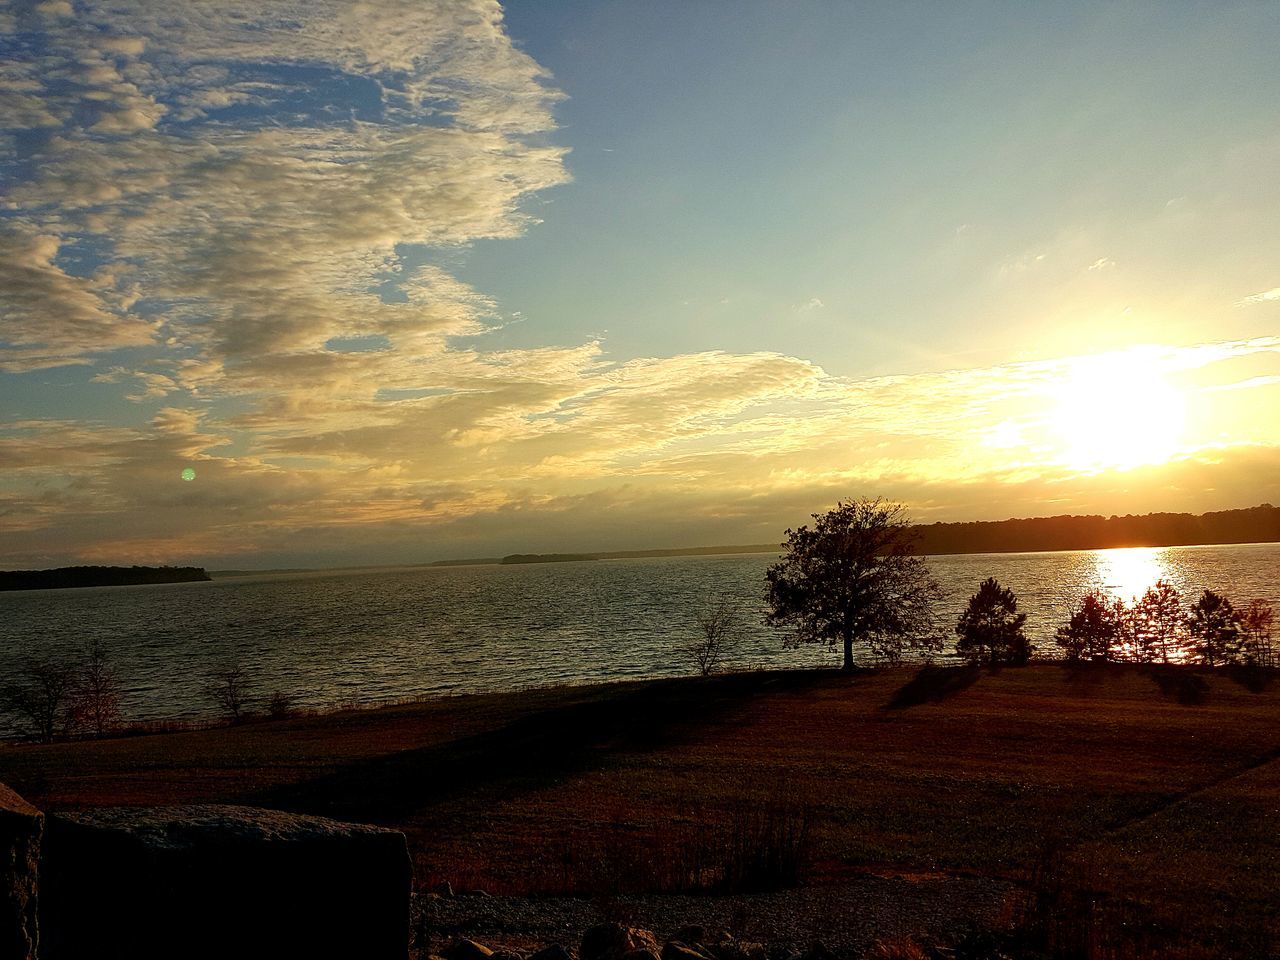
top-left (1091, 546), bottom-right (1173, 602)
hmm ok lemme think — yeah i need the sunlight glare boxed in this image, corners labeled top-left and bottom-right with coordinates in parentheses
top-left (1049, 350), bottom-right (1187, 470)
top-left (1092, 546), bottom-right (1171, 602)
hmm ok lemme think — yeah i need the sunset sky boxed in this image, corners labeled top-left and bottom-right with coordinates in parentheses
top-left (2, 1), bottom-right (1278, 568)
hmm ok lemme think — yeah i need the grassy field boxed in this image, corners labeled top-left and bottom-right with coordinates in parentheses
top-left (3, 664), bottom-right (1277, 955)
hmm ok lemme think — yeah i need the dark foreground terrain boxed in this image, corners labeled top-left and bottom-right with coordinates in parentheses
top-left (2, 664), bottom-right (1277, 957)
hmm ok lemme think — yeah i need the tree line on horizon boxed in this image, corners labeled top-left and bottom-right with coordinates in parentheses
top-left (910, 502), bottom-right (1280, 555)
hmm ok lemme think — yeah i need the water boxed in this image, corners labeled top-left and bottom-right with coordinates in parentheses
top-left (1, 543), bottom-right (1277, 726)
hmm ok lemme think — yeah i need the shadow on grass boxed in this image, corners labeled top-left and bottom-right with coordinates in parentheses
top-left (1145, 665), bottom-right (1210, 705)
top-left (1226, 664), bottom-right (1275, 693)
top-left (885, 664), bottom-right (982, 709)
top-left (250, 669), bottom-right (832, 824)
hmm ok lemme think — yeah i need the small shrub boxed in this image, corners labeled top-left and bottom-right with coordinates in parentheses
top-left (267, 690), bottom-right (296, 719)
top-left (683, 600), bottom-right (740, 676)
top-left (206, 665), bottom-right (254, 723)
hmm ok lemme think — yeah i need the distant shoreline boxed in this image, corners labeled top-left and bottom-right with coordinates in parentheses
top-left (14, 504), bottom-right (1276, 580)
top-left (496, 503), bottom-right (1280, 566)
top-left (0, 565), bottom-right (211, 592)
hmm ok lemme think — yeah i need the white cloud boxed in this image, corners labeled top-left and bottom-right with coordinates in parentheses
top-left (3, 4), bottom-right (1279, 566)
top-left (1239, 286), bottom-right (1280, 305)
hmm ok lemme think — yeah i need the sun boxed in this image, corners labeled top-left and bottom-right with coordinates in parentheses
top-left (1048, 349), bottom-right (1187, 470)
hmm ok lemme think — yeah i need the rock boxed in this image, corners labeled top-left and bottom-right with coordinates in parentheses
top-left (39, 804), bottom-right (411, 960)
top-left (443, 939), bottom-right (495, 960)
top-left (491, 951), bottom-right (525, 960)
top-left (621, 950), bottom-right (660, 960)
top-left (433, 879), bottom-right (455, 897)
top-left (663, 942), bottom-right (714, 960)
top-left (581, 924), bottom-right (660, 960)
top-left (529, 943), bottom-right (574, 960)
top-left (530, 944), bottom-right (573, 960)
top-left (708, 941), bottom-right (752, 960)
top-left (674, 926), bottom-right (705, 946)
top-left (0, 783), bottom-right (42, 960)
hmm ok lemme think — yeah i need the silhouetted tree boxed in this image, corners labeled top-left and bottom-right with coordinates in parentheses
top-left (1130, 580), bottom-right (1186, 663)
top-left (207, 665), bottom-right (254, 723)
top-left (683, 600), bottom-right (739, 676)
top-left (67, 639), bottom-right (122, 737)
top-left (1240, 599), bottom-right (1276, 669)
top-left (1187, 591), bottom-right (1239, 665)
top-left (1055, 590), bottom-right (1122, 663)
top-left (1188, 590), bottom-right (1241, 668)
top-left (954, 578), bottom-right (1031, 665)
top-left (2, 658), bottom-right (77, 742)
top-left (765, 497), bottom-right (941, 670)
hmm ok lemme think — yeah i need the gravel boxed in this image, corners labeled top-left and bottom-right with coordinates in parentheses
top-left (417, 874), bottom-right (1016, 958)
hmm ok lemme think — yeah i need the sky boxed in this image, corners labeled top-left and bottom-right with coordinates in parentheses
top-left (1, 0), bottom-right (1278, 568)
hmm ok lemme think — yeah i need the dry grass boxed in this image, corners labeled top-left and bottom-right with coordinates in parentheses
top-left (3, 664), bottom-right (1278, 955)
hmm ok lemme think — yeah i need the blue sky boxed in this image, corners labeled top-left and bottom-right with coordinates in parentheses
top-left (1, 1), bottom-right (1278, 567)
top-left (466, 2), bottom-right (1280, 372)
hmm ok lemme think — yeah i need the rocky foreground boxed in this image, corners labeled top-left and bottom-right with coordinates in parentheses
top-left (418, 873), bottom-right (1016, 960)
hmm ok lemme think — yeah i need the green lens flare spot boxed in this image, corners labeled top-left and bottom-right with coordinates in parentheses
top-left (181, 468), bottom-right (196, 482)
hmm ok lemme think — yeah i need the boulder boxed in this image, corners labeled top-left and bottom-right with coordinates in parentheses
top-left (39, 804), bottom-right (411, 960)
top-left (581, 924), bottom-right (660, 960)
top-left (0, 783), bottom-right (41, 960)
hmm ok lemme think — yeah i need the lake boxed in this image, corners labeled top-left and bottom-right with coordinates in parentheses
top-left (1, 542), bottom-right (1277, 727)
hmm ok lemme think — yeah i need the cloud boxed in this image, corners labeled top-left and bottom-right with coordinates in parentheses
top-left (1239, 286), bottom-right (1280, 305)
top-left (0, 230), bottom-right (156, 369)
top-left (3, 4), bottom-right (1279, 567)
top-left (0, 0), bottom-right (568, 378)
top-left (2, 333), bottom-right (1277, 566)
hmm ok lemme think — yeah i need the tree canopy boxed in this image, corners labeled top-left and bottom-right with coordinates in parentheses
top-left (765, 498), bottom-right (941, 670)
top-left (1188, 590), bottom-right (1241, 667)
top-left (1054, 590), bottom-right (1122, 663)
top-left (955, 577), bottom-right (1031, 666)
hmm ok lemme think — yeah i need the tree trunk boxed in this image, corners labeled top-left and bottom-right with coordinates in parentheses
top-left (842, 634), bottom-right (854, 671)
